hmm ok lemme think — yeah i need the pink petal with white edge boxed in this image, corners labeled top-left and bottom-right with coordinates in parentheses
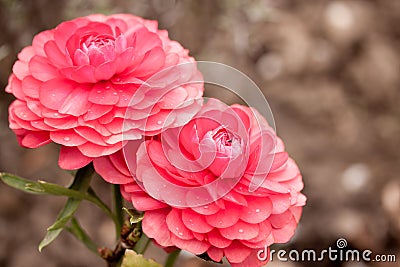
top-left (93, 156), bottom-right (132, 184)
top-left (231, 248), bottom-right (270, 267)
top-left (29, 55), bottom-right (58, 81)
top-left (290, 206), bottom-right (303, 223)
top-left (191, 202), bottom-right (220, 216)
top-left (59, 85), bottom-right (91, 116)
top-left (70, 65), bottom-right (97, 83)
top-left (21, 131), bottom-right (51, 148)
top-left (142, 209), bottom-right (173, 247)
top-left (219, 220), bottom-right (259, 240)
top-left (270, 194), bottom-right (291, 214)
top-left (246, 220), bottom-right (272, 244)
top-left (22, 76), bottom-right (41, 98)
top-left (166, 209), bottom-right (194, 240)
top-left (32, 30), bottom-right (53, 56)
top-left (182, 208), bottom-right (214, 234)
top-left (170, 234), bottom-right (209, 255)
top-left (39, 79), bottom-right (74, 110)
top-left (205, 203), bottom-right (241, 228)
top-left (207, 247), bottom-right (224, 262)
top-left (50, 130), bottom-right (87, 146)
top-left (207, 230), bottom-right (232, 248)
top-left (59, 146), bottom-right (93, 170)
top-left (130, 193), bottom-right (167, 211)
top-left (108, 150), bottom-right (131, 176)
top-left (271, 217), bottom-right (297, 243)
top-left (240, 197), bottom-right (272, 224)
top-left (88, 83), bottom-right (120, 105)
top-left (268, 210), bottom-right (293, 229)
top-left (95, 61), bottom-right (117, 81)
top-left (224, 241), bottom-right (252, 264)
top-left (12, 61), bottom-right (30, 80)
top-left (44, 40), bottom-right (69, 67)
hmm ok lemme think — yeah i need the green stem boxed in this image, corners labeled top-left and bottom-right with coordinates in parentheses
top-left (164, 249), bottom-right (180, 267)
top-left (134, 234), bottom-right (150, 255)
top-left (112, 184), bottom-right (124, 239)
top-left (39, 164), bottom-right (94, 251)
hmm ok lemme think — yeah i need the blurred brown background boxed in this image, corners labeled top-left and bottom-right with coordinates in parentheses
top-left (0, 0), bottom-right (399, 266)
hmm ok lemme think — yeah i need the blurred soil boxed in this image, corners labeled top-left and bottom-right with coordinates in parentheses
top-left (0, 1), bottom-right (399, 266)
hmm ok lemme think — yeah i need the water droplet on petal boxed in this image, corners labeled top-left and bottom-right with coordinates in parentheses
top-left (106, 86), bottom-right (111, 89)
top-left (64, 137), bottom-right (71, 142)
top-left (97, 90), bottom-right (102, 94)
top-left (238, 229), bottom-right (244, 233)
top-left (157, 120), bottom-right (162, 125)
top-left (51, 94), bottom-right (56, 97)
top-left (113, 92), bottom-right (118, 95)
top-left (255, 209), bottom-right (261, 213)
top-left (178, 232), bottom-right (183, 236)
top-left (203, 206), bottom-right (209, 209)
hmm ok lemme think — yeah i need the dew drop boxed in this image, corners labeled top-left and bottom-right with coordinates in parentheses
top-left (106, 86), bottom-right (111, 89)
top-left (178, 232), bottom-right (183, 236)
top-left (113, 92), bottom-right (118, 95)
top-left (97, 90), bottom-right (102, 94)
top-left (157, 120), bottom-right (162, 125)
top-left (203, 206), bottom-right (209, 209)
top-left (238, 229), bottom-right (244, 233)
top-left (175, 227), bottom-right (179, 231)
top-left (64, 137), bottom-right (71, 142)
top-left (51, 94), bottom-right (56, 97)
top-left (255, 209), bottom-right (261, 213)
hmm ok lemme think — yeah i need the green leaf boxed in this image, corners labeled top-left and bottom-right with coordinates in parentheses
top-left (66, 217), bottom-right (99, 255)
top-left (0, 172), bottom-right (118, 229)
top-left (121, 250), bottom-right (162, 267)
top-left (0, 173), bottom-right (44, 194)
top-left (39, 164), bottom-right (94, 251)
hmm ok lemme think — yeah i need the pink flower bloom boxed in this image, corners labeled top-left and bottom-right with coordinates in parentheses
top-left (6, 14), bottom-right (203, 169)
top-left (94, 99), bottom-right (306, 267)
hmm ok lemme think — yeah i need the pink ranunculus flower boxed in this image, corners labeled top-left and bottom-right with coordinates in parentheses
top-left (94, 99), bottom-right (306, 267)
top-left (6, 14), bottom-right (203, 170)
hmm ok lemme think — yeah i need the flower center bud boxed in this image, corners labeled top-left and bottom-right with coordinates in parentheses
top-left (210, 126), bottom-right (240, 155)
top-left (80, 34), bottom-right (116, 65)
